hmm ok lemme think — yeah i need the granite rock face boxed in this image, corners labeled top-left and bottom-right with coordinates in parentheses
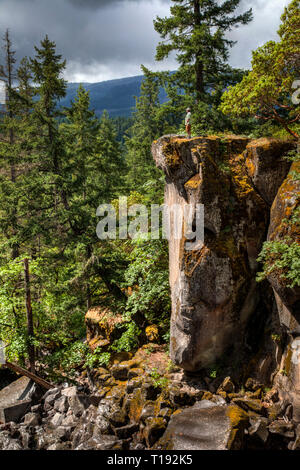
top-left (152, 135), bottom-right (295, 372)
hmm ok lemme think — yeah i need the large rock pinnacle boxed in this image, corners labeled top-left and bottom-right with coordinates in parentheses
top-left (152, 135), bottom-right (294, 372)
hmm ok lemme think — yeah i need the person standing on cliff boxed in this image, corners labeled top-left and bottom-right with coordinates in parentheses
top-left (185, 108), bottom-right (191, 138)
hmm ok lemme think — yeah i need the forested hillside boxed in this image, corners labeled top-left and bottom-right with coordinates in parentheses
top-left (60, 75), bottom-right (168, 118)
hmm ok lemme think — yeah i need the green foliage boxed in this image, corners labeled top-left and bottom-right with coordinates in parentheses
top-left (246, 121), bottom-right (300, 140)
top-left (256, 149), bottom-right (300, 288)
top-left (209, 368), bottom-right (217, 379)
top-left (112, 116), bottom-right (134, 143)
top-left (0, 255), bottom-right (87, 365)
top-left (150, 367), bottom-right (169, 389)
top-left (220, 0), bottom-right (300, 139)
top-left (153, 0), bottom-right (253, 131)
top-left (0, 34), bottom-right (131, 375)
top-left (85, 349), bottom-right (111, 369)
top-left (256, 239), bottom-right (300, 288)
top-left (125, 66), bottom-right (171, 195)
top-left (271, 334), bottom-right (281, 343)
top-left (123, 237), bottom-right (171, 332)
top-left (111, 322), bottom-right (141, 353)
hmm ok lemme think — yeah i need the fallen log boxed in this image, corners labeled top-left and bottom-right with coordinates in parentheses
top-left (4, 362), bottom-right (53, 390)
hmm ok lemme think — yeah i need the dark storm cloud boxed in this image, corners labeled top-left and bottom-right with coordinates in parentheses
top-left (68, 0), bottom-right (169, 7)
top-left (0, 0), bottom-right (173, 81)
top-left (0, 0), bottom-right (291, 82)
top-left (68, 0), bottom-right (133, 9)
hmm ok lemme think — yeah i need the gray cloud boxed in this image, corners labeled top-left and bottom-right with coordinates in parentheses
top-left (0, 0), bottom-right (291, 83)
top-left (68, 0), bottom-right (169, 9)
top-left (68, 0), bottom-right (131, 9)
top-left (227, 0), bottom-right (290, 69)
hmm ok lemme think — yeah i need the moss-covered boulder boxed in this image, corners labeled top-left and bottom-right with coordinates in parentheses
top-left (155, 400), bottom-right (249, 450)
top-left (85, 307), bottom-right (125, 351)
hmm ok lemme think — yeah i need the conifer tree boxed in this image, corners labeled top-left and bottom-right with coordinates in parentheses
top-left (153, 0), bottom-right (253, 128)
top-left (125, 66), bottom-right (167, 196)
top-left (61, 87), bottom-right (126, 304)
top-left (61, 84), bottom-right (100, 208)
top-left (97, 110), bottom-right (125, 199)
top-left (17, 57), bottom-right (34, 112)
top-left (25, 36), bottom-right (71, 245)
top-left (0, 30), bottom-right (20, 259)
top-left (30, 35), bottom-right (66, 174)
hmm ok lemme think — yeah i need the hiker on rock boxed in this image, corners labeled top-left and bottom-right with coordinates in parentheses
top-left (185, 107), bottom-right (191, 138)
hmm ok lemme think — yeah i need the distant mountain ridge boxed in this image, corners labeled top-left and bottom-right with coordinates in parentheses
top-left (59, 74), bottom-right (168, 118)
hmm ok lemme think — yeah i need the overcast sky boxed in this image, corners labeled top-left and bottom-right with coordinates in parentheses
top-left (0, 0), bottom-right (291, 83)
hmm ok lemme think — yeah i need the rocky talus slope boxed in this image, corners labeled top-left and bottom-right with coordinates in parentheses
top-left (1, 349), bottom-right (300, 450)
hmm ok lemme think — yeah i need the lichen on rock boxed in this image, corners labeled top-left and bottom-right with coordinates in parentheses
top-left (152, 135), bottom-right (284, 372)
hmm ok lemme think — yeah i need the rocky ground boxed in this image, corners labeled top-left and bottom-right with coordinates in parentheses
top-left (1, 344), bottom-right (300, 450)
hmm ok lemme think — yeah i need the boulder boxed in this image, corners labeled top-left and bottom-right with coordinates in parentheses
top-left (231, 397), bottom-right (265, 414)
top-left (85, 306), bottom-right (125, 351)
top-left (0, 377), bottom-right (36, 424)
top-left (143, 417), bottom-right (167, 448)
top-left (248, 416), bottom-right (269, 444)
top-left (74, 434), bottom-right (122, 451)
top-left (68, 395), bottom-right (89, 418)
top-left (244, 138), bottom-right (294, 205)
top-left (128, 368), bottom-right (143, 379)
top-left (126, 377), bottom-right (143, 393)
top-left (111, 363), bottom-right (130, 380)
top-left (0, 431), bottom-right (22, 450)
top-left (43, 389), bottom-right (61, 411)
top-left (23, 412), bottom-right (40, 427)
top-left (156, 400), bottom-right (249, 450)
top-left (54, 395), bottom-right (69, 414)
top-left (217, 377), bottom-right (235, 394)
top-left (114, 423), bottom-right (139, 439)
top-left (268, 419), bottom-right (295, 439)
top-left (50, 413), bottom-right (63, 427)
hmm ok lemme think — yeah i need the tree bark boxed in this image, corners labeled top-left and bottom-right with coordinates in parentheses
top-left (24, 258), bottom-right (35, 373)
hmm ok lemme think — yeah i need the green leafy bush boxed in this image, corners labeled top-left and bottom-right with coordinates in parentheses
top-left (257, 239), bottom-right (300, 287)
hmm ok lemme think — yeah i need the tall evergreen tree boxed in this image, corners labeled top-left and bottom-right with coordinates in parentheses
top-left (0, 30), bottom-right (20, 259)
top-left (153, 0), bottom-right (253, 129)
top-left (125, 66), bottom-right (168, 196)
top-left (30, 35), bottom-right (66, 173)
top-left (25, 36), bottom-right (71, 245)
top-left (61, 88), bottom-right (126, 304)
top-left (97, 110), bottom-right (125, 199)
